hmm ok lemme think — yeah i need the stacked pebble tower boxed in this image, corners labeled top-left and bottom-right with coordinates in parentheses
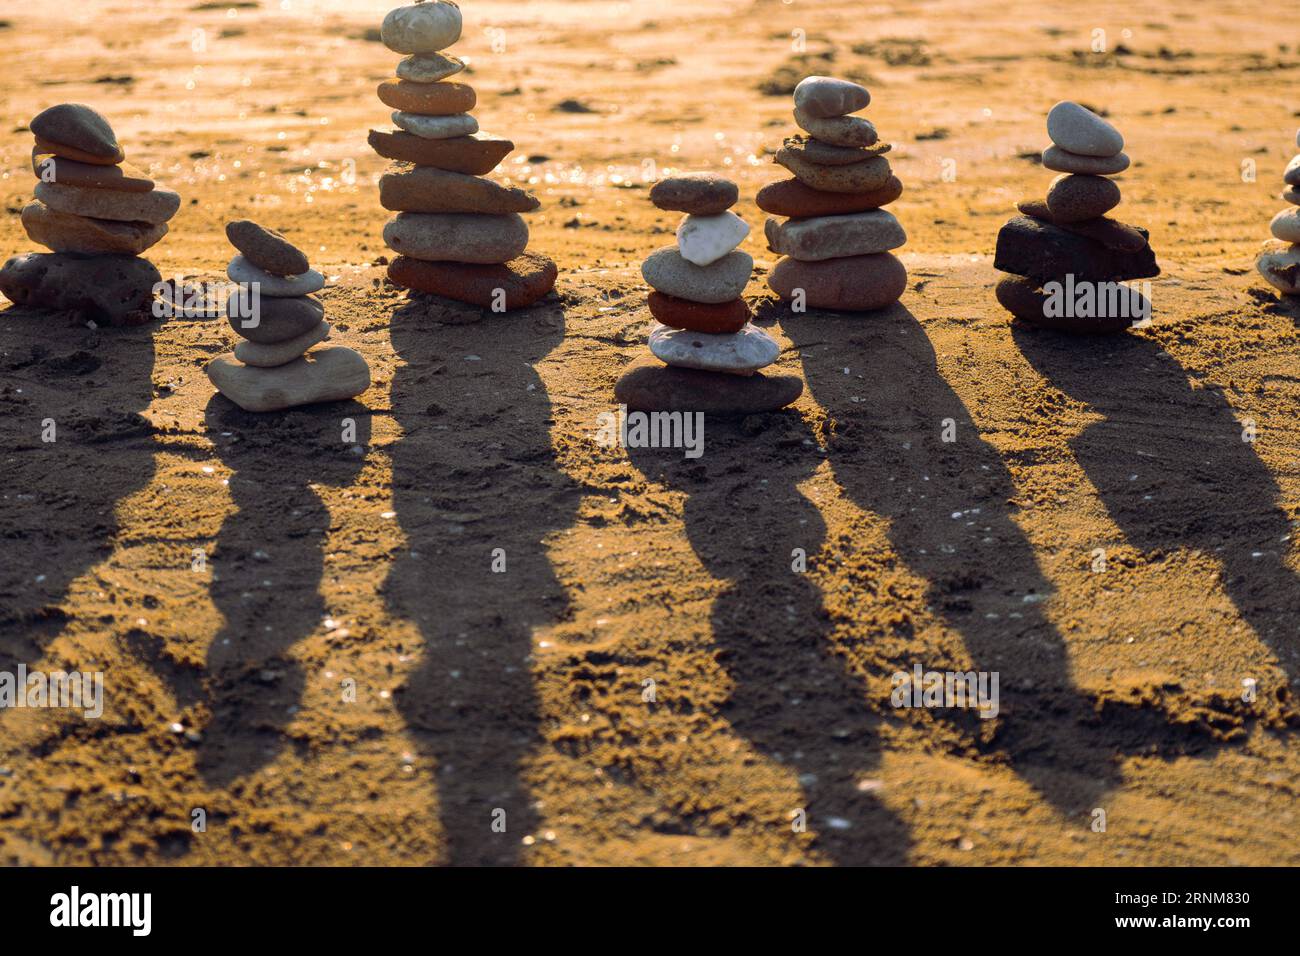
top-left (0, 103), bottom-right (180, 325)
top-left (613, 174), bottom-right (803, 415)
top-left (206, 221), bottom-right (371, 412)
top-left (994, 101), bottom-right (1160, 332)
top-left (369, 1), bottom-right (557, 312)
top-left (760, 76), bottom-right (908, 312)
top-left (1255, 128), bottom-right (1300, 297)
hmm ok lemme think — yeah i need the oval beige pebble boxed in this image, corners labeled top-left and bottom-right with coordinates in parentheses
top-left (1046, 101), bottom-right (1124, 158)
top-left (793, 106), bottom-right (878, 148)
top-left (1255, 240), bottom-right (1300, 294)
top-left (764, 210), bottom-right (906, 261)
top-left (383, 212), bottom-right (529, 264)
top-left (396, 52), bottom-right (465, 83)
top-left (1270, 208), bottom-right (1300, 243)
top-left (207, 346), bottom-right (371, 413)
top-left (1045, 173), bottom-right (1121, 223)
top-left (648, 323), bottom-right (779, 375)
top-left (392, 111), bottom-right (478, 140)
top-left (381, 2), bottom-right (462, 55)
top-left (640, 246), bottom-right (753, 303)
top-left (21, 202), bottom-right (167, 256)
top-left (1041, 145), bottom-right (1130, 175)
top-left (777, 149), bottom-right (892, 193)
top-left (768, 252), bottom-right (907, 312)
top-left (34, 181), bottom-right (180, 225)
top-left (235, 321), bottom-right (330, 367)
top-left (228, 256), bottom-right (324, 296)
top-left (793, 75), bottom-right (870, 119)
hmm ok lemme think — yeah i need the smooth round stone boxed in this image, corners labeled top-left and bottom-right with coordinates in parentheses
top-left (1283, 186), bottom-right (1300, 206)
top-left (676, 211), bottom-right (750, 267)
top-left (648, 292), bottom-right (749, 334)
top-left (615, 355), bottom-right (802, 414)
top-left (1284, 155), bottom-right (1300, 188)
top-left (1256, 240), bottom-right (1300, 295)
top-left (0, 252), bottom-right (160, 325)
top-left (31, 148), bottom-right (153, 192)
top-left (648, 322), bottom-right (779, 375)
top-left (368, 129), bottom-right (513, 175)
top-left (34, 181), bottom-right (179, 225)
top-left (235, 320), bottom-right (330, 367)
top-left (1045, 173), bottom-right (1121, 223)
top-left (226, 220), bottom-right (310, 277)
top-left (764, 210), bottom-right (906, 261)
top-left (641, 246), bottom-right (753, 304)
top-left (226, 292), bottom-right (324, 344)
top-left (768, 253), bottom-right (907, 312)
top-left (649, 173), bottom-right (738, 215)
top-left (1270, 208), bottom-right (1300, 243)
top-left (30, 103), bottom-right (123, 165)
top-left (378, 80), bottom-right (476, 115)
top-left (1046, 101), bottom-right (1123, 157)
top-left (782, 135), bottom-right (890, 166)
top-left (777, 150), bottom-right (891, 193)
top-left (995, 275), bottom-right (1141, 333)
top-left (384, 212), bottom-right (529, 264)
top-left (396, 52), bottom-right (465, 83)
top-left (1041, 145), bottom-right (1130, 175)
top-left (392, 111), bottom-right (478, 140)
top-left (380, 163), bottom-right (539, 214)
top-left (21, 202), bottom-right (166, 255)
top-left (227, 256), bottom-right (324, 296)
top-left (388, 252), bottom-right (557, 310)
top-left (756, 176), bottom-right (902, 217)
top-left (381, 1), bottom-right (462, 55)
top-left (793, 106), bottom-right (877, 148)
top-left (793, 75), bottom-right (870, 119)
top-left (207, 346), bottom-right (371, 413)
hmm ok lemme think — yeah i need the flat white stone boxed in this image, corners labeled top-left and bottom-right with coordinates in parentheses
top-left (648, 322), bottom-right (779, 375)
top-left (1046, 101), bottom-right (1124, 157)
top-left (381, 2), bottom-right (462, 55)
top-left (34, 181), bottom-right (181, 224)
top-left (793, 75), bottom-right (870, 119)
top-left (676, 211), bottom-right (750, 266)
top-left (1256, 240), bottom-right (1300, 295)
top-left (227, 256), bottom-right (324, 296)
top-left (207, 346), bottom-right (371, 412)
top-left (392, 111), bottom-right (479, 140)
top-left (234, 321), bottom-right (330, 368)
top-left (764, 210), bottom-right (906, 261)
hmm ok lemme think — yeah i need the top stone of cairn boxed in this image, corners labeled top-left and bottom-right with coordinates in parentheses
top-left (30, 103), bottom-right (124, 164)
top-left (1046, 101), bottom-right (1124, 158)
top-left (793, 76), bottom-right (870, 119)
top-left (381, 1), bottom-right (462, 55)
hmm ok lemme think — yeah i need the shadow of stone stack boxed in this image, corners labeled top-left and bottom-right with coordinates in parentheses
top-left (994, 101), bottom-right (1159, 333)
top-left (614, 174), bottom-right (803, 415)
top-left (1255, 127), bottom-right (1300, 298)
top-left (206, 221), bottom-right (371, 412)
top-left (0, 103), bottom-right (179, 326)
top-left (368, 1), bottom-right (557, 313)
top-left (760, 76), bottom-right (908, 312)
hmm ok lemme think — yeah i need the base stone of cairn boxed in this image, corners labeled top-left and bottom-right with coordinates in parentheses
top-left (206, 221), bottom-right (370, 412)
top-left (370, 2), bottom-right (556, 314)
top-left (761, 76), bottom-right (908, 313)
top-left (994, 101), bottom-right (1160, 333)
top-left (614, 174), bottom-right (802, 415)
top-left (1255, 128), bottom-right (1300, 297)
top-left (0, 103), bottom-right (178, 325)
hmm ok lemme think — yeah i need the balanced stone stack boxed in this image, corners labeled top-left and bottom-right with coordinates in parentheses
top-left (760, 76), bottom-right (908, 312)
top-left (994, 101), bottom-right (1160, 332)
top-left (0, 103), bottom-right (179, 325)
top-left (613, 174), bottom-right (802, 414)
top-left (206, 221), bottom-right (371, 412)
top-left (1255, 128), bottom-right (1300, 297)
top-left (369, 1), bottom-right (557, 311)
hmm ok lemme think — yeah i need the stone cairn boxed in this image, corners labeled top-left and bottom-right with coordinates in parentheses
top-left (206, 221), bottom-right (371, 412)
top-left (0, 103), bottom-right (179, 325)
top-left (370, 1), bottom-right (557, 312)
top-left (761, 76), bottom-right (908, 312)
top-left (994, 101), bottom-right (1160, 332)
top-left (613, 174), bottom-right (803, 415)
top-left (1255, 128), bottom-right (1300, 297)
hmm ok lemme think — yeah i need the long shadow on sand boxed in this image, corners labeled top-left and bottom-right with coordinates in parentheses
top-left (196, 395), bottom-right (371, 786)
top-left (628, 417), bottom-right (912, 865)
top-left (0, 308), bottom-right (157, 677)
top-left (1012, 324), bottom-right (1300, 703)
top-left (784, 304), bottom-right (1233, 815)
top-left (384, 297), bottom-right (579, 865)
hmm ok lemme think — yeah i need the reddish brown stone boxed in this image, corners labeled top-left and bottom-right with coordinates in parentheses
top-left (367, 129), bottom-right (514, 175)
top-left (647, 292), bottom-right (749, 333)
top-left (756, 176), bottom-right (902, 218)
top-left (31, 148), bottom-right (154, 192)
top-left (388, 253), bottom-right (558, 310)
top-left (377, 80), bottom-right (476, 115)
top-left (768, 253), bottom-right (907, 312)
top-left (33, 135), bottom-right (121, 167)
